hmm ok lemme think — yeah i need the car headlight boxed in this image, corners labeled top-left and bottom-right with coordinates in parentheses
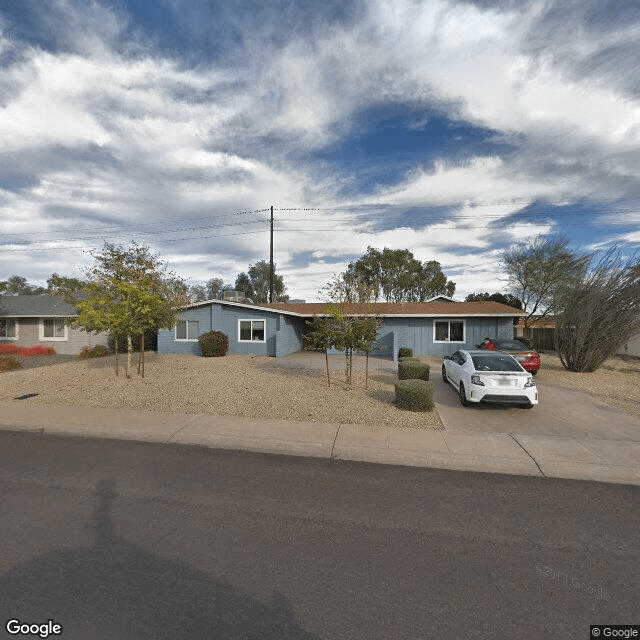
top-left (524, 377), bottom-right (536, 387)
top-left (470, 374), bottom-right (485, 386)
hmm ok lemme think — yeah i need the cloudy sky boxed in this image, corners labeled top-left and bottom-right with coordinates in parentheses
top-left (1, 0), bottom-right (639, 301)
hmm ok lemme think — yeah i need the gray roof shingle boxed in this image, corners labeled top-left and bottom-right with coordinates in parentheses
top-left (0, 295), bottom-right (78, 317)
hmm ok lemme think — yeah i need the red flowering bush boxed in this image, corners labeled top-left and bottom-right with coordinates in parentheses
top-left (21, 345), bottom-right (56, 356)
top-left (0, 344), bottom-right (19, 355)
top-left (0, 344), bottom-right (56, 356)
top-left (0, 356), bottom-right (21, 372)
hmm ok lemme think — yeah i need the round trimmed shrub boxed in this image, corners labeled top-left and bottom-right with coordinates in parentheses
top-left (198, 330), bottom-right (229, 357)
top-left (395, 379), bottom-right (435, 412)
top-left (398, 356), bottom-right (419, 363)
top-left (398, 347), bottom-right (413, 358)
top-left (79, 345), bottom-right (110, 359)
top-left (398, 361), bottom-right (430, 381)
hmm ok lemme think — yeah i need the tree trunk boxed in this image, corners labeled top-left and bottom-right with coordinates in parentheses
top-left (365, 351), bottom-right (369, 390)
top-left (126, 334), bottom-right (132, 378)
top-left (141, 333), bottom-right (145, 378)
top-left (325, 350), bottom-right (330, 386)
top-left (115, 340), bottom-right (119, 377)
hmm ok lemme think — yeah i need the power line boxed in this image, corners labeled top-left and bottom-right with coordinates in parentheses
top-left (2, 206), bottom-right (636, 248)
top-left (0, 207), bottom-right (271, 238)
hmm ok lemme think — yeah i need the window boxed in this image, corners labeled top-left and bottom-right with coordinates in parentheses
top-left (239, 319), bottom-right (265, 342)
top-left (434, 319), bottom-right (465, 343)
top-left (0, 319), bottom-right (17, 339)
top-left (176, 320), bottom-right (199, 341)
top-left (41, 318), bottom-right (67, 341)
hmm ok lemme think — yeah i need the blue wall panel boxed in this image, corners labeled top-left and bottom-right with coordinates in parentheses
top-left (159, 302), bottom-right (517, 360)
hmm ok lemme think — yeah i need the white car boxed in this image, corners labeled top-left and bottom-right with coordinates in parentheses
top-left (442, 349), bottom-right (538, 408)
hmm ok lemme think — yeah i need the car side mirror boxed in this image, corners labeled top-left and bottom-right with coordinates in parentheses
top-left (443, 355), bottom-right (451, 360)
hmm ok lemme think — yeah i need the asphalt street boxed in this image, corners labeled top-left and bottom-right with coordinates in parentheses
top-left (0, 431), bottom-right (638, 640)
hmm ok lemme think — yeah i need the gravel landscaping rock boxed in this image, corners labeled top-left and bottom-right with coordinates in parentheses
top-left (0, 353), bottom-right (444, 430)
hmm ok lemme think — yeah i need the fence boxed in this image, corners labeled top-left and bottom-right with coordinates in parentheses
top-left (516, 328), bottom-right (556, 351)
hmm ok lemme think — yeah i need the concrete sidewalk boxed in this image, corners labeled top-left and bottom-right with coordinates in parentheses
top-left (1, 401), bottom-right (639, 486)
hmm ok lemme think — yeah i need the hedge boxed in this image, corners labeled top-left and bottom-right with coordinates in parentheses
top-left (398, 361), bottom-right (430, 381)
top-left (395, 379), bottom-right (435, 412)
top-left (398, 347), bottom-right (413, 358)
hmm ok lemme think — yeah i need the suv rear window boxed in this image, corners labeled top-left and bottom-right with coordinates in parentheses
top-left (471, 354), bottom-right (523, 372)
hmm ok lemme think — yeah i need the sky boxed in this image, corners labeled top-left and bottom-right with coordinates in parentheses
top-left (1, 0), bottom-right (639, 302)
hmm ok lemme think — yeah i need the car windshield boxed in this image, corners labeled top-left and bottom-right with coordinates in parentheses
top-left (471, 354), bottom-right (523, 372)
top-left (493, 340), bottom-right (528, 350)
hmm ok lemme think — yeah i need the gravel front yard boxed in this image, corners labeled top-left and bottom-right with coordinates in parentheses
top-left (0, 353), bottom-right (444, 429)
top-left (2, 351), bottom-right (638, 426)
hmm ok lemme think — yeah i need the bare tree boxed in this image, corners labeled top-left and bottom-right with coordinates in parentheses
top-left (501, 236), bottom-right (589, 330)
top-left (555, 248), bottom-right (640, 372)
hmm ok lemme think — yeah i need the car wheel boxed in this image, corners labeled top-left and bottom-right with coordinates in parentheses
top-left (442, 365), bottom-right (448, 383)
top-left (459, 382), bottom-right (470, 406)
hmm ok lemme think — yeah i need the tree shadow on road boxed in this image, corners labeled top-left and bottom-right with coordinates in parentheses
top-left (0, 478), bottom-right (319, 640)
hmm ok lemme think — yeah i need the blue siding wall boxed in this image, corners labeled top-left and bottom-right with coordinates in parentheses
top-left (276, 313), bottom-right (304, 357)
top-left (159, 303), bottom-right (307, 358)
top-left (389, 317), bottom-right (516, 357)
top-left (158, 306), bottom-right (212, 355)
top-left (158, 302), bottom-right (517, 360)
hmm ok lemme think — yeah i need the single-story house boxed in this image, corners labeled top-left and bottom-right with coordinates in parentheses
top-left (0, 295), bottom-right (109, 355)
top-left (158, 296), bottom-right (523, 360)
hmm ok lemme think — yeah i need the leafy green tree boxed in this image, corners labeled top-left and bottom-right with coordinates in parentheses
top-left (0, 275), bottom-right (46, 295)
top-left (72, 242), bottom-right (183, 378)
top-left (350, 314), bottom-right (383, 389)
top-left (46, 273), bottom-right (88, 302)
top-left (500, 236), bottom-right (589, 330)
top-left (321, 305), bottom-right (382, 388)
top-left (234, 273), bottom-right (256, 300)
top-left (305, 315), bottom-right (339, 386)
top-left (246, 260), bottom-right (288, 303)
top-left (464, 292), bottom-right (523, 309)
top-left (206, 277), bottom-right (226, 300)
top-left (338, 247), bottom-right (455, 303)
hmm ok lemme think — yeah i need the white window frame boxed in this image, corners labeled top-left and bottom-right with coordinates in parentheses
top-left (39, 317), bottom-right (68, 341)
top-left (433, 319), bottom-right (466, 343)
top-left (0, 318), bottom-right (18, 340)
top-left (238, 319), bottom-right (266, 343)
top-left (175, 320), bottom-right (199, 341)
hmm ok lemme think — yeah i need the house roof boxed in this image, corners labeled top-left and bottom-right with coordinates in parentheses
top-left (260, 301), bottom-right (523, 317)
top-left (183, 298), bottom-right (523, 317)
top-left (0, 294), bottom-right (77, 318)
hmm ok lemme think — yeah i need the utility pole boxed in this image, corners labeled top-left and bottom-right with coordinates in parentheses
top-left (269, 205), bottom-right (274, 303)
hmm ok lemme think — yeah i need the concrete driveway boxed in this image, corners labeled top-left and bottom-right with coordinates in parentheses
top-left (423, 357), bottom-right (640, 440)
top-left (275, 352), bottom-right (640, 441)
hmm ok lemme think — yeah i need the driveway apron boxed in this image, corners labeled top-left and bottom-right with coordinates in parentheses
top-left (429, 358), bottom-right (640, 440)
top-left (274, 353), bottom-right (640, 441)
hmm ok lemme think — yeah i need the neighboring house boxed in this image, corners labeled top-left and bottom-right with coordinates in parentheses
top-left (616, 332), bottom-right (640, 358)
top-left (158, 297), bottom-right (523, 360)
top-left (0, 295), bottom-right (109, 355)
